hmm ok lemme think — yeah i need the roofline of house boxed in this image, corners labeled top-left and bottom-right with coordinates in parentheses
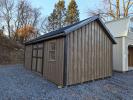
top-left (25, 15), bottom-right (116, 45)
top-left (105, 16), bottom-right (130, 24)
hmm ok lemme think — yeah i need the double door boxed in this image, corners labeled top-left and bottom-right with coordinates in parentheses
top-left (32, 43), bottom-right (43, 74)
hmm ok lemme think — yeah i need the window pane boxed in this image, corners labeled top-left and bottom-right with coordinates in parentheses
top-left (32, 58), bottom-right (36, 70)
top-left (49, 42), bottom-right (56, 50)
top-left (37, 59), bottom-right (42, 73)
top-left (33, 44), bottom-right (37, 49)
top-left (49, 41), bottom-right (56, 61)
top-left (38, 50), bottom-right (43, 57)
top-left (38, 43), bottom-right (43, 48)
top-left (33, 50), bottom-right (37, 56)
top-left (49, 51), bottom-right (56, 61)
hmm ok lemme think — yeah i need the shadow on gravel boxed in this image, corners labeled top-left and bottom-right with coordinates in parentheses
top-left (0, 65), bottom-right (133, 100)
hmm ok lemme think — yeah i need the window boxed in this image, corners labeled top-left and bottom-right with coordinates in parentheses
top-left (49, 41), bottom-right (56, 61)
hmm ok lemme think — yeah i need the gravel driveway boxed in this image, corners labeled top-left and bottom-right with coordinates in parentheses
top-left (0, 65), bottom-right (133, 100)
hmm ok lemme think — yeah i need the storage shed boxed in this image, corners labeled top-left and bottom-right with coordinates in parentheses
top-left (24, 15), bottom-right (116, 86)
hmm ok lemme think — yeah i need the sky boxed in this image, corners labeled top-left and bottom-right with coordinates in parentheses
top-left (31, 0), bottom-right (103, 20)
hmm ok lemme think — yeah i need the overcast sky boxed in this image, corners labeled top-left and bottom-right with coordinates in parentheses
top-left (31, 0), bottom-right (103, 20)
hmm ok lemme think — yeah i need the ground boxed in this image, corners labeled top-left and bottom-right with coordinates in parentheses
top-left (0, 65), bottom-right (133, 100)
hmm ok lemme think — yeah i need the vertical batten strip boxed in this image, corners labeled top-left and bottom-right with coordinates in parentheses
top-left (107, 36), bottom-right (109, 76)
top-left (96, 22), bottom-right (98, 79)
top-left (104, 30), bottom-right (106, 77)
top-left (99, 25), bottom-right (101, 78)
top-left (104, 34), bottom-right (106, 77)
top-left (93, 22), bottom-right (95, 80)
top-left (85, 25), bottom-right (88, 81)
top-left (88, 23), bottom-right (92, 80)
top-left (74, 31), bottom-right (78, 83)
top-left (94, 22), bottom-right (96, 79)
top-left (80, 28), bottom-right (82, 83)
top-left (36, 44), bottom-right (38, 72)
top-left (98, 22), bottom-right (100, 79)
top-left (101, 28), bottom-right (104, 78)
top-left (91, 22), bottom-right (93, 80)
top-left (42, 42), bottom-right (44, 75)
top-left (80, 27), bottom-right (83, 82)
top-left (72, 32), bottom-right (75, 84)
top-left (72, 32), bottom-right (74, 84)
top-left (95, 22), bottom-right (99, 79)
top-left (69, 33), bottom-right (72, 84)
top-left (77, 29), bottom-right (81, 83)
top-left (99, 23), bottom-right (101, 78)
top-left (105, 35), bottom-right (107, 77)
top-left (66, 35), bottom-right (70, 85)
top-left (93, 22), bottom-right (95, 79)
top-left (31, 45), bottom-right (33, 71)
top-left (82, 26), bottom-right (85, 82)
top-left (86, 24), bottom-right (89, 81)
top-left (63, 37), bottom-right (67, 86)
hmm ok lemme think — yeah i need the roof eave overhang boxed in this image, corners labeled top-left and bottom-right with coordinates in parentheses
top-left (25, 32), bottom-right (65, 45)
top-left (25, 15), bottom-right (117, 45)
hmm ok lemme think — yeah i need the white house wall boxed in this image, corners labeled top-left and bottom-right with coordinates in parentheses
top-left (113, 37), bottom-right (123, 71)
top-left (113, 32), bottom-right (133, 72)
top-left (106, 17), bottom-right (130, 37)
top-left (122, 37), bottom-right (127, 72)
top-left (106, 17), bottom-right (133, 72)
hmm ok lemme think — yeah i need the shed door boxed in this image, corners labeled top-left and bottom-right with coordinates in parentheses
top-left (43, 38), bottom-right (64, 86)
top-left (128, 47), bottom-right (133, 67)
top-left (36, 43), bottom-right (43, 73)
top-left (32, 43), bottom-right (43, 74)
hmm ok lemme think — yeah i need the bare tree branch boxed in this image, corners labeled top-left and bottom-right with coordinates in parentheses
top-left (0, 0), bottom-right (14, 38)
top-left (89, 0), bottom-right (133, 21)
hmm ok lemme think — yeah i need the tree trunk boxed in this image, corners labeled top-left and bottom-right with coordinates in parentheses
top-left (116, 0), bottom-right (120, 19)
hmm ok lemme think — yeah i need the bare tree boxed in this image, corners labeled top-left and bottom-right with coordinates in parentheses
top-left (0, 26), bottom-right (4, 36)
top-left (89, 0), bottom-right (133, 21)
top-left (41, 17), bottom-right (49, 34)
top-left (15, 0), bottom-right (32, 29)
top-left (32, 8), bottom-right (41, 27)
top-left (14, 0), bottom-right (41, 42)
top-left (0, 0), bottom-right (14, 38)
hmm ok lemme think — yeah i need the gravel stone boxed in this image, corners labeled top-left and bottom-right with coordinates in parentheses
top-left (0, 65), bottom-right (133, 100)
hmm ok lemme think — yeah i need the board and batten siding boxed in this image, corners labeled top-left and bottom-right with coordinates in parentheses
top-left (24, 45), bottom-right (32, 70)
top-left (43, 37), bottom-right (64, 86)
top-left (66, 21), bottom-right (113, 85)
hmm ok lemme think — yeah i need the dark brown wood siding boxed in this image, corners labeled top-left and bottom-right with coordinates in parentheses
top-left (66, 21), bottom-right (113, 85)
top-left (43, 38), bottom-right (64, 86)
top-left (128, 47), bottom-right (133, 67)
top-left (24, 45), bottom-right (32, 70)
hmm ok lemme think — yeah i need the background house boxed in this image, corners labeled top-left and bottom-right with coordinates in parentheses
top-left (106, 17), bottom-right (133, 72)
top-left (24, 16), bottom-right (116, 86)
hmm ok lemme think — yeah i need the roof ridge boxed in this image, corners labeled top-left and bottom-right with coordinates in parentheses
top-left (25, 15), bottom-right (116, 45)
